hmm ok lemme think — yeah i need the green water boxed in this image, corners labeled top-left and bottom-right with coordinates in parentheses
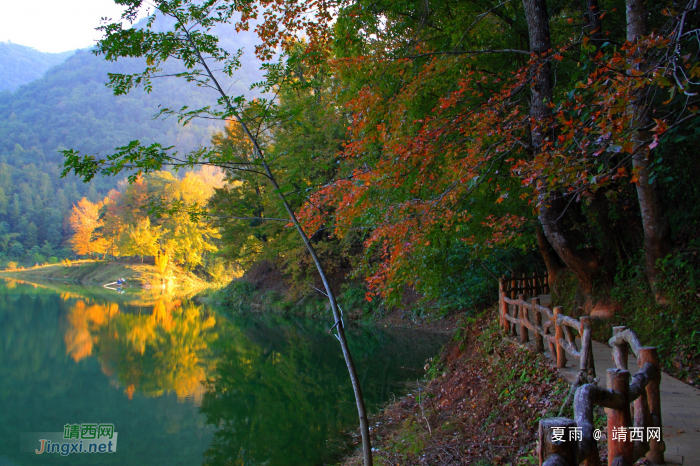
top-left (0, 278), bottom-right (446, 466)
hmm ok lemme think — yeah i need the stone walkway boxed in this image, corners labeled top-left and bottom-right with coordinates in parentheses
top-left (509, 296), bottom-right (700, 465)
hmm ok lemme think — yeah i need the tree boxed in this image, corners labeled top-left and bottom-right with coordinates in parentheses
top-left (68, 197), bottom-right (107, 257)
top-left (625, 0), bottom-right (673, 304)
top-left (155, 249), bottom-right (169, 276)
top-left (121, 218), bottom-right (161, 262)
top-left (61, 2), bottom-right (373, 463)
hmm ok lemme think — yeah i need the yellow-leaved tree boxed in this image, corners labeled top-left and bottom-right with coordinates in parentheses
top-left (120, 218), bottom-right (161, 262)
top-left (69, 197), bottom-right (107, 257)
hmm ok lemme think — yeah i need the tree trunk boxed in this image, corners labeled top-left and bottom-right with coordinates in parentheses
top-left (585, 0), bottom-right (604, 46)
top-left (523, 0), bottom-right (601, 307)
top-left (535, 225), bottom-right (564, 292)
top-left (626, 0), bottom-right (673, 304)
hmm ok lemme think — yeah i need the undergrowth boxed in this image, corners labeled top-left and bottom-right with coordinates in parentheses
top-left (340, 309), bottom-right (577, 465)
top-left (552, 250), bottom-right (700, 385)
top-left (214, 280), bottom-right (383, 318)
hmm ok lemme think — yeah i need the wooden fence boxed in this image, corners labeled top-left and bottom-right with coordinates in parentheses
top-left (498, 277), bottom-right (596, 380)
top-left (498, 277), bottom-right (664, 464)
top-left (538, 327), bottom-right (664, 466)
top-left (502, 272), bottom-right (550, 299)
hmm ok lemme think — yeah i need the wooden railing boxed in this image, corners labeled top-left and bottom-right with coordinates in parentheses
top-left (498, 277), bottom-right (664, 465)
top-left (498, 278), bottom-right (596, 379)
top-left (502, 272), bottom-right (550, 299)
top-left (537, 328), bottom-right (664, 466)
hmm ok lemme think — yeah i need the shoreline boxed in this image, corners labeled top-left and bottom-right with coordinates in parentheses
top-left (0, 260), bottom-right (223, 295)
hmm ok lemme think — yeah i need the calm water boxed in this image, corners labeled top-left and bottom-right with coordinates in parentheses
top-left (0, 278), bottom-right (446, 466)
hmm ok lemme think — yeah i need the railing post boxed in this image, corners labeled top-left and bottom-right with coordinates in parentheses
top-left (554, 306), bottom-right (567, 368)
top-left (638, 347), bottom-right (665, 464)
top-left (509, 291), bottom-right (518, 337)
top-left (612, 326), bottom-right (628, 370)
top-left (606, 369), bottom-right (633, 466)
top-left (579, 316), bottom-right (595, 380)
top-left (499, 278), bottom-right (506, 332)
top-left (533, 297), bottom-right (544, 353)
top-left (518, 293), bottom-right (529, 344)
top-left (538, 417), bottom-right (577, 466)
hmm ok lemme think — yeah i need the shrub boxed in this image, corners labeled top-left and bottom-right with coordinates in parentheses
top-left (6, 261), bottom-right (18, 270)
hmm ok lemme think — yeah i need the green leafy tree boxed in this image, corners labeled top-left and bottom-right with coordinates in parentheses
top-left (60, 2), bottom-right (374, 462)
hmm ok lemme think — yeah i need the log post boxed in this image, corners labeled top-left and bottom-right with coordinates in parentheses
top-left (632, 378), bottom-right (651, 461)
top-left (499, 279), bottom-right (507, 333)
top-left (519, 293), bottom-right (529, 344)
top-left (638, 347), bottom-right (665, 464)
top-left (510, 293), bottom-right (519, 337)
top-left (612, 326), bottom-right (629, 370)
top-left (533, 271), bottom-right (539, 296)
top-left (511, 276), bottom-right (517, 300)
top-left (533, 297), bottom-right (544, 353)
top-left (538, 417), bottom-right (577, 466)
top-left (579, 316), bottom-right (596, 380)
top-left (554, 306), bottom-right (567, 368)
top-left (606, 369), bottom-right (633, 466)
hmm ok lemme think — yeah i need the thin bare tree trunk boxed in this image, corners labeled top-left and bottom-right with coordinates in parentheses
top-left (180, 25), bottom-right (374, 466)
top-left (626, 0), bottom-right (673, 304)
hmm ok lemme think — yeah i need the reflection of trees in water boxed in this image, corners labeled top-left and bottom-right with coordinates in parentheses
top-left (0, 280), bottom-right (218, 466)
top-left (54, 288), bottom-right (447, 466)
top-left (200, 323), bottom-right (357, 466)
top-left (199, 318), bottom-right (448, 466)
top-left (62, 296), bottom-right (218, 404)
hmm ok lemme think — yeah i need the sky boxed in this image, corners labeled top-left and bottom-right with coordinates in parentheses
top-left (0, 0), bottom-right (146, 53)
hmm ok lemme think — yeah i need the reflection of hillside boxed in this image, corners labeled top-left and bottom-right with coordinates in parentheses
top-left (62, 293), bottom-right (218, 405)
top-left (1, 276), bottom-right (203, 307)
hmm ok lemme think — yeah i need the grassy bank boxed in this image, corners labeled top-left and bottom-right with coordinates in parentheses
top-left (340, 309), bottom-right (608, 466)
top-left (0, 259), bottom-right (220, 293)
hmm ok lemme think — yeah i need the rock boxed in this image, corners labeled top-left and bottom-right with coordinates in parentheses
top-left (590, 304), bottom-right (616, 320)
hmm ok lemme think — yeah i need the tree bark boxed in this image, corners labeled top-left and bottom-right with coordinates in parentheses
top-left (626, 0), bottom-right (673, 304)
top-left (523, 0), bottom-right (601, 306)
top-left (590, 189), bottom-right (625, 266)
top-left (535, 225), bottom-right (564, 292)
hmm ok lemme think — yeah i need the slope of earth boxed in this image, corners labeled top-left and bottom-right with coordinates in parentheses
top-left (340, 310), bottom-right (604, 466)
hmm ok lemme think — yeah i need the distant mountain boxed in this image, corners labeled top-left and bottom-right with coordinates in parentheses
top-left (0, 24), bottom-right (265, 263)
top-left (0, 42), bottom-right (74, 92)
top-left (0, 27), bottom-right (264, 168)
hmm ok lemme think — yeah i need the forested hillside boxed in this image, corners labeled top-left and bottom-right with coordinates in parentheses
top-left (0, 42), bottom-right (73, 92)
top-left (0, 22), bottom-right (263, 265)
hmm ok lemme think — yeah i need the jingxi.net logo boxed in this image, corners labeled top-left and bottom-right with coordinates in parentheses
top-left (20, 423), bottom-right (118, 456)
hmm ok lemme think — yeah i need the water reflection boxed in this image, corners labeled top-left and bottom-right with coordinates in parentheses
top-left (63, 297), bottom-right (216, 403)
top-left (0, 278), bottom-right (446, 466)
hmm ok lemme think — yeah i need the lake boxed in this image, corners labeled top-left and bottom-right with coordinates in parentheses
top-left (0, 278), bottom-right (447, 466)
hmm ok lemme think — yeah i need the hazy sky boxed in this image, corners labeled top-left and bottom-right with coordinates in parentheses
top-left (0, 0), bottom-right (146, 53)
